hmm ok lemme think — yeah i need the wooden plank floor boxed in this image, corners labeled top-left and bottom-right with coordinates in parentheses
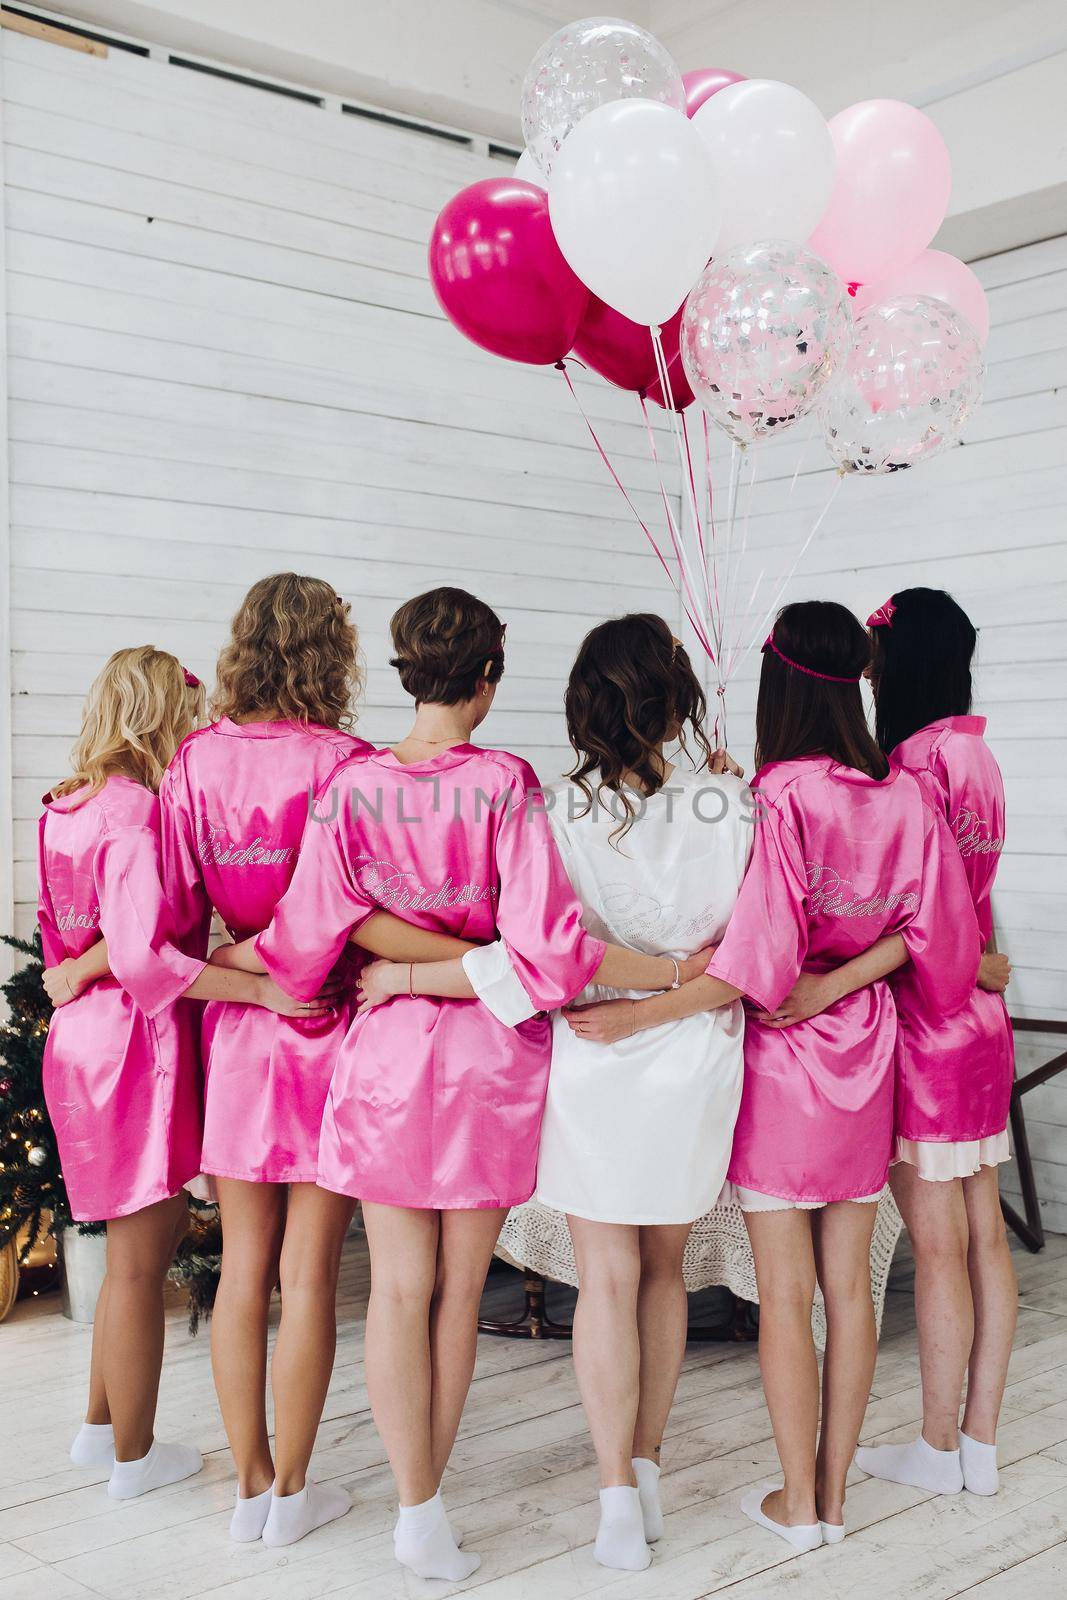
top-left (0, 1227), bottom-right (1065, 1600)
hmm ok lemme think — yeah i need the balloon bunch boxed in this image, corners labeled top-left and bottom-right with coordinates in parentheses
top-left (428, 16), bottom-right (987, 698)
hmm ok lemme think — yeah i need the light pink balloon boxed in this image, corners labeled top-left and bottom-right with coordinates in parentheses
top-left (808, 100), bottom-right (951, 289)
top-left (854, 249), bottom-right (989, 343)
top-left (681, 67), bottom-right (745, 119)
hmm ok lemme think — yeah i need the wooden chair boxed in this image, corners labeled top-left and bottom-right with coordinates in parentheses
top-left (1002, 1018), bottom-right (1067, 1253)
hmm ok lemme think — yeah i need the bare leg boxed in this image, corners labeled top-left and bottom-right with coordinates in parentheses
top-left (211, 1179), bottom-right (286, 1497)
top-left (271, 1184), bottom-right (355, 1494)
top-left (889, 1163), bottom-right (971, 1449)
top-left (812, 1201), bottom-right (878, 1526)
top-left (85, 1273), bottom-right (112, 1424)
top-left (961, 1165), bottom-right (1017, 1443)
top-left (632, 1223), bottom-right (692, 1463)
top-left (568, 1216), bottom-right (643, 1488)
top-left (744, 1208), bottom-right (819, 1527)
top-left (428, 1207), bottom-right (506, 1484)
top-left (103, 1193), bottom-right (190, 1461)
top-left (361, 1202), bottom-right (440, 1506)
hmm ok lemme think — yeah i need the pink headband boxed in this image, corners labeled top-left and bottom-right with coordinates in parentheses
top-left (866, 599), bottom-right (896, 629)
top-left (762, 631), bottom-right (862, 684)
top-left (183, 668), bottom-right (201, 688)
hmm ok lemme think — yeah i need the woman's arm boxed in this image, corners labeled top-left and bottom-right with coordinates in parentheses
top-left (42, 937), bottom-right (111, 1008)
top-left (978, 934), bottom-right (1011, 994)
top-left (560, 973), bottom-right (742, 1044)
top-left (183, 964), bottom-right (342, 1016)
top-left (213, 920), bottom-right (479, 986)
top-left (352, 912), bottom-right (476, 963)
top-left (356, 943), bottom-right (713, 1012)
top-left (753, 934), bottom-right (908, 1028)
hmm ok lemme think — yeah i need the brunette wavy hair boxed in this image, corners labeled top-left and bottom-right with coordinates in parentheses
top-left (756, 600), bottom-right (888, 778)
top-left (565, 613), bottom-right (713, 841)
top-left (54, 646), bottom-right (204, 803)
top-left (390, 587), bottom-right (506, 706)
top-left (870, 587), bottom-right (977, 756)
top-left (211, 573), bottom-right (360, 728)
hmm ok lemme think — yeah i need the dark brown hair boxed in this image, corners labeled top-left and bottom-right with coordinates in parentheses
top-left (871, 587), bottom-right (976, 755)
top-left (565, 613), bottom-right (713, 840)
top-left (756, 600), bottom-right (888, 778)
top-left (212, 573), bottom-right (360, 729)
top-left (390, 587), bottom-right (505, 706)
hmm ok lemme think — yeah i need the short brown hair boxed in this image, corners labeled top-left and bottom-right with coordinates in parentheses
top-left (211, 573), bottom-right (360, 729)
top-left (390, 587), bottom-right (505, 706)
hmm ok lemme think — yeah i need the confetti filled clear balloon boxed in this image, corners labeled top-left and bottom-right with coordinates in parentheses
top-left (680, 240), bottom-right (853, 446)
top-left (521, 16), bottom-right (685, 179)
top-left (822, 296), bottom-right (984, 473)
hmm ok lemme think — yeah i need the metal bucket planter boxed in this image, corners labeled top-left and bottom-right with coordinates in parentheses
top-left (59, 1227), bottom-right (107, 1323)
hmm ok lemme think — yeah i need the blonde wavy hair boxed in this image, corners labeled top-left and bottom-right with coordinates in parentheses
top-left (54, 647), bottom-right (205, 802)
top-left (211, 573), bottom-right (361, 729)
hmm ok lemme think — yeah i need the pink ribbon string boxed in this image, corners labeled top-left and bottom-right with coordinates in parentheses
top-left (638, 395), bottom-right (717, 661)
top-left (555, 360), bottom-right (715, 661)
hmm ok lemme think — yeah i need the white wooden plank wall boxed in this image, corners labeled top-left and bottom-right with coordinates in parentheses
top-left (0, 26), bottom-right (682, 938)
top-left (1, 28), bottom-right (1062, 1224)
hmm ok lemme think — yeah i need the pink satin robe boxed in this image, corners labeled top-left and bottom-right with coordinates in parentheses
top-left (891, 715), bottom-right (1014, 1141)
top-left (707, 757), bottom-right (981, 1203)
top-left (256, 744), bottom-right (605, 1209)
top-left (160, 719), bottom-right (369, 1184)
top-left (38, 777), bottom-right (206, 1221)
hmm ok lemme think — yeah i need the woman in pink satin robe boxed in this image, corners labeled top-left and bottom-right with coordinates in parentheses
top-left (159, 574), bottom-right (478, 1548)
top-left (709, 602), bottom-right (980, 1545)
top-left (854, 588), bottom-right (1018, 1499)
top-left (235, 588), bottom-right (709, 1582)
top-left (39, 647), bottom-right (328, 1501)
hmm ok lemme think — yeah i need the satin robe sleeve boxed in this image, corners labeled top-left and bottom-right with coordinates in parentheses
top-left (159, 767), bottom-right (213, 958)
top-left (901, 801), bottom-right (982, 1014)
top-left (933, 738), bottom-right (1005, 921)
top-left (705, 793), bottom-right (810, 1012)
top-left (471, 776), bottom-right (605, 1015)
top-left (36, 815), bottom-right (65, 967)
top-left (255, 813), bottom-right (371, 1002)
top-left (93, 824), bottom-right (207, 1017)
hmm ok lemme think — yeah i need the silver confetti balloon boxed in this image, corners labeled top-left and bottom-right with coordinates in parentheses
top-left (521, 16), bottom-right (685, 179)
top-left (681, 241), bottom-right (853, 447)
top-left (822, 296), bottom-right (984, 474)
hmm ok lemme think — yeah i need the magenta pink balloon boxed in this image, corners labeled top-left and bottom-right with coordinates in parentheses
top-left (854, 249), bottom-right (989, 343)
top-left (572, 296), bottom-right (685, 393)
top-left (682, 67), bottom-right (746, 119)
top-left (807, 100), bottom-right (952, 290)
top-left (429, 178), bottom-right (588, 365)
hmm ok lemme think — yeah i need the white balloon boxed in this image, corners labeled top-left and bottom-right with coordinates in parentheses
top-left (549, 100), bottom-right (721, 327)
top-left (522, 15), bottom-right (685, 179)
top-left (514, 148), bottom-right (546, 190)
top-left (692, 79), bottom-right (835, 254)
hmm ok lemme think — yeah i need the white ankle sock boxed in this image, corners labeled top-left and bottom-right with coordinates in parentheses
top-left (230, 1483), bottom-right (274, 1542)
top-left (740, 1484), bottom-right (822, 1553)
top-left (70, 1422), bottom-right (114, 1468)
top-left (261, 1482), bottom-right (351, 1548)
top-left (960, 1433), bottom-right (999, 1496)
top-left (107, 1440), bottom-right (202, 1499)
top-left (631, 1457), bottom-right (664, 1542)
top-left (394, 1492), bottom-right (481, 1581)
top-left (855, 1435), bottom-right (963, 1493)
top-left (594, 1485), bottom-right (651, 1571)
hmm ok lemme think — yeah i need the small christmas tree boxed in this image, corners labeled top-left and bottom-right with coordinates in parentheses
top-left (0, 933), bottom-right (103, 1257)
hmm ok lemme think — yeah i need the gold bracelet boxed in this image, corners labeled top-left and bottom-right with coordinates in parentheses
top-left (408, 962), bottom-right (415, 998)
